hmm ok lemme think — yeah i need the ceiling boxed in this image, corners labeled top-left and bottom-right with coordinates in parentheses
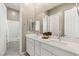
top-left (5, 3), bottom-right (20, 11)
top-left (4, 3), bottom-right (63, 20)
top-left (22, 3), bottom-right (63, 19)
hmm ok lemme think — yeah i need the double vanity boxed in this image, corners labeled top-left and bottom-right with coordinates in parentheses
top-left (26, 34), bottom-right (79, 56)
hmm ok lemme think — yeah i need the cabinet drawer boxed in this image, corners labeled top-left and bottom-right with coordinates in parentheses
top-left (41, 43), bottom-right (76, 56)
top-left (26, 38), bottom-right (34, 56)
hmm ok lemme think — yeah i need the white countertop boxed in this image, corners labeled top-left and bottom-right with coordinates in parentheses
top-left (26, 33), bottom-right (79, 55)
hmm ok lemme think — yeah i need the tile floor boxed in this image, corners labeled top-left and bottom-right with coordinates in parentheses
top-left (4, 41), bottom-right (20, 56)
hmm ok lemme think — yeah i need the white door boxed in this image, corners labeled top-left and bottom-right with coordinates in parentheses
top-left (8, 20), bottom-right (20, 42)
top-left (0, 4), bottom-right (7, 55)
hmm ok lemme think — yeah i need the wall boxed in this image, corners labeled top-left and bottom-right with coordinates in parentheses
top-left (48, 3), bottom-right (76, 15)
top-left (21, 4), bottom-right (28, 52)
top-left (7, 8), bottom-right (19, 21)
top-left (0, 4), bottom-right (7, 55)
top-left (22, 3), bottom-right (62, 20)
top-left (22, 16), bottom-right (27, 52)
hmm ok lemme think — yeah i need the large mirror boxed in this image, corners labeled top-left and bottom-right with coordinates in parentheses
top-left (64, 6), bottom-right (79, 38)
top-left (26, 3), bottom-right (62, 34)
top-left (27, 12), bottom-right (49, 33)
top-left (27, 19), bottom-right (41, 33)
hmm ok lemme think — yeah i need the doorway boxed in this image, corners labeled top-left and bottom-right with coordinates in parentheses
top-left (5, 3), bottom-right (20, 56)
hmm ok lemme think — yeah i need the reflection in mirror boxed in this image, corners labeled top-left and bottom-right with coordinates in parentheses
top-left (42, 14), bottom-right (49, 33)
top-left (35, 20), bottom-right (40, 32)
top-left (27, 19), bottom-right (41, 33)
top-left (64, 7), bottom-right (79, 38)
top-left (49, 12), bottom-right (60, 36)
top-left (27, 19), bottom-right (35, 33)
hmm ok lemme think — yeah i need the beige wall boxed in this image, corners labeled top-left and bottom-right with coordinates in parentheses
top-left (21, 4), bottom-right (28, 52)
top-left (22, 16), bottom-right (28, 52)
top-left (7, 8), bottom-right (19, 21)
top-left (48, 3), bottom-right (76, 15)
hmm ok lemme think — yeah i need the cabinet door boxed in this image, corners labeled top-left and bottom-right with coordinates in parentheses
top-left (41, 48), bottom-right (53, 56)
top-left (26, 38), bottom-right (30, 54)
top-left (35, 41), bottom-right (41, 56)
top-left (26, 38), bottom-right (34, 56)
top-left (41, 42), bottom-right (75, 56)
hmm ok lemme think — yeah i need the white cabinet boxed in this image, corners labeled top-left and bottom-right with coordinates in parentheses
top-left (26, 37), bottom-right (54, 56)
top-left (26, 38), bottom-right (34, 56)
top-left (26, 36), bottom-right (76, 56)
top-left (41, 43), bottom-right (75, 56)
top-left (26, 38), bottom-right (41, 56)
top-left (26, 38), bottom-right (30, 54)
